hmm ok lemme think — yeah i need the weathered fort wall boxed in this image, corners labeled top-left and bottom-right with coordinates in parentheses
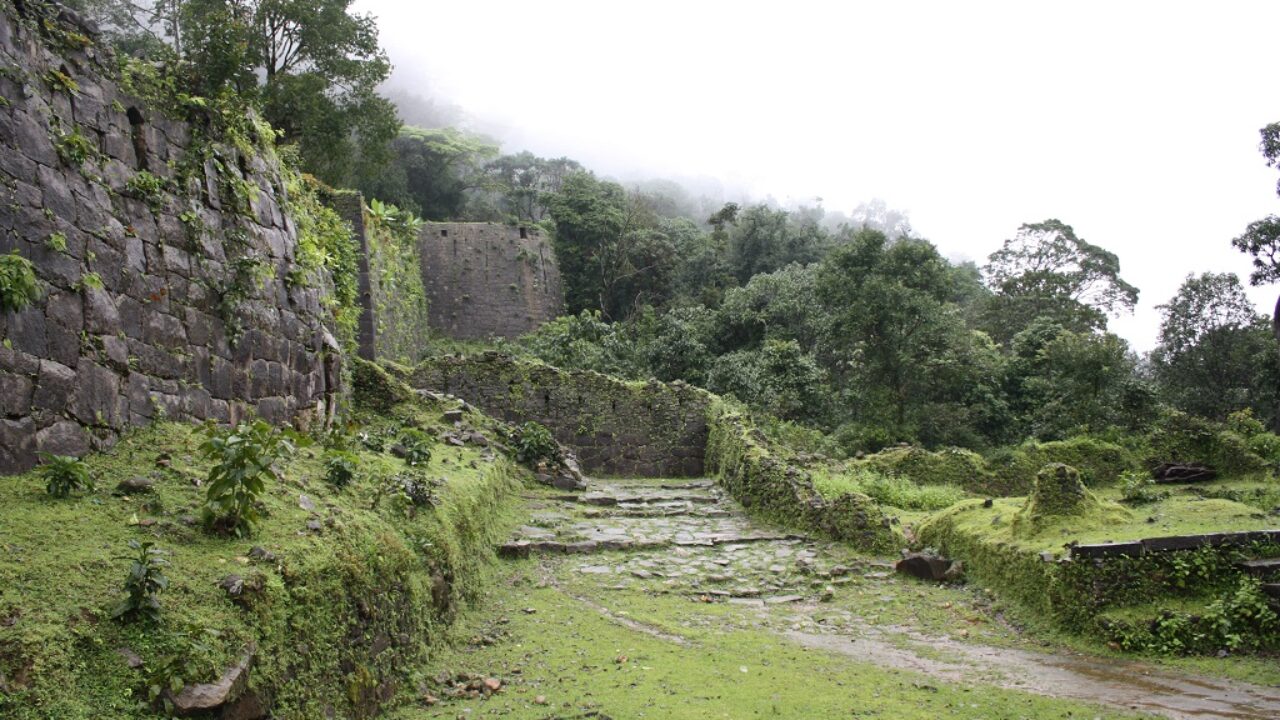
top-left (0, 4), bottom-right (338, 472)
top-left (419, 222), bottom-right (562, 340)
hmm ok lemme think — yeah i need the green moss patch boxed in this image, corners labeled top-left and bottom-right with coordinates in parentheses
top-left (0, 397), bottom-right (525, 718)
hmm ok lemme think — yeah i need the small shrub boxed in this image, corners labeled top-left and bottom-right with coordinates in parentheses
top-left (53, 125), bottom-right (98, 166)
top-left (832, 422), bottom-right (894, 457)
top-left (396, 428), bottom-right (433, 466)
top-left (513, 421), bottom-right (560, 467)
top-left (45, 232), bottom-right (68, 253)
top-left (38, 452), bottom-right (93, 497)
top-left (199, 419), bottom-right (302, 536)
top-left (146, 627), bottom-right (222, 713)
top-left (323, 449), bottom-right (360, 488)
top-left (126, 170), bottom-right (167, 210)
top-left (1118, 471), bottom-right (1167, 505)
top-left (0, 250), bottom-right (40, 312)
top-left (373, 469), bottom-right (441, 517)
top-left (111, 540), bottom-right (169, 623)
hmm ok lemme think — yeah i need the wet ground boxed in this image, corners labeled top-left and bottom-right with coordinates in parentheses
top-left (396, 478), bottom-right (1280, 719)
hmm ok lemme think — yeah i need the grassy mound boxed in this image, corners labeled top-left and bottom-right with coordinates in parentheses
top-left (0, 393), bottom-right (525, 719)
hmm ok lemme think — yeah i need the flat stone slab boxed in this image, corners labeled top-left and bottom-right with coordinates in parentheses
top-left (1071, 530), bottom-right (1280, 560)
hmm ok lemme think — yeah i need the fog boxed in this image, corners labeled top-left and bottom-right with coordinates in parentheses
top-left (353, 0), bottom-right (1280, 350)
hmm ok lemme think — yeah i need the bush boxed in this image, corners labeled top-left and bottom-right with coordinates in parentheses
top-left (1118, 471), bottom-right (1167, 505)
top-left (513, 421), bottom-right (560, 467)
top-left (1146, 409), bottom-right (1269, 476)
top-left (832, 422), bottom-right (894, 457)
top-left (857, 445), bottom-right (991, 492)
top-left (38, 453), bottom-right (93, 498)
top-left (199, 419), bottom-right (301, 536)
top-left (323, 449), bottom-right (360, 488)
top-left (396, 428), bottom-right (433, 466)
top-left (111, 540), bottom-right (169, 623)
top-left (0, 250), bottom-right (40, 312)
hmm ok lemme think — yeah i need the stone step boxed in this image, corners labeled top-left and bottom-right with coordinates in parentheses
top-left (498, 531), bottom-right (802, 559)
top-left (1237, 558), bottom-right (1280, 576)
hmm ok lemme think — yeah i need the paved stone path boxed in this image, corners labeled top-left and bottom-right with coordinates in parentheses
top-left (496, 477), bottom-right (1280, 720)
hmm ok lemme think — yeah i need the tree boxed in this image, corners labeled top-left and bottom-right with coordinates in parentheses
top-left (77, 0), bottom-right (399, 188)
top-left (1152, 273), bottom-right (1277, 423)
top-left (364, 126), bottom-right (500, 219)
top-left (482, 152), bottom-right (583, 222)
top-left (981, 219), bottom-right (1139, 342)
top-left (727, 205), bottom-right (827, 284)
top-left (1231, 122), bottom-right (1280, 428)
top-left (816, 229), bottom-right (961, 436)
top-left (545, 172), bottom-right (677, 320)
top-left (1005, 322), bottom-right (1154, 439)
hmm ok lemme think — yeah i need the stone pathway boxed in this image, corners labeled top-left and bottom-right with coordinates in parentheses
top-left (492, 477), bottom-right (1280, 720)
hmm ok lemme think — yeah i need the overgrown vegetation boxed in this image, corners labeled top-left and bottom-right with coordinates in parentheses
top-left (37, 453), bottom-right (94, 497)
top-left (511, 421), bottom-right (559, 467)
top-left (0, 250), bottom-right (40, 313)
top-left (198, 419), bottom-right (302, 536)
top-left (110, 540), bottom-right (170, 624)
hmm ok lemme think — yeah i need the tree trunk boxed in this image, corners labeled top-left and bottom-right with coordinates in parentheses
top-left (1272, 294), bottom-right (1280, 432)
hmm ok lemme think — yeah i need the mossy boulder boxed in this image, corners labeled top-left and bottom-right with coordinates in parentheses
top-left (1021, 464), bottom-right (1095, 518)
top-left (351, 357), bottom-right (414, 412)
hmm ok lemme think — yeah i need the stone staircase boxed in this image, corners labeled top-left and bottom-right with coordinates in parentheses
top-left (499, 478), bottom-right (869, 604)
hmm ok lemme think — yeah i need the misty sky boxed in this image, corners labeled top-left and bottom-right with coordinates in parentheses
top-left (353, 0), bottom-right (1280, 350)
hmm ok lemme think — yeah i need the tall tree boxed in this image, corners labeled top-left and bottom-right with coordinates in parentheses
top-left (74, 0), bottom-right (399, 188)
top-left (981, 219), bottom-right (1139, 342)
top-left (1152, 273), bottom-right (1277, 423)
top-left (816, 229), bottom-right (959, 436)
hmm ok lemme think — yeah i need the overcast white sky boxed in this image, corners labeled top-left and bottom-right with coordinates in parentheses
top-left (353, 0), bottom-right (1280, 350)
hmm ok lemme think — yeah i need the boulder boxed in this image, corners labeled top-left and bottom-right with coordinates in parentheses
top-left (115, 476), bottom-right (155, 494)
top-left (167, 646), bottom-right (254, 716)
top-left (895, 551), bottom-right (959, 582)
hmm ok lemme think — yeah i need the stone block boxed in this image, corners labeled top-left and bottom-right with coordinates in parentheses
top-left (71, 358), bottom-right (121, 427)
top-left (32, 359), bottom-right (75, 412)
top-left (0, 370), bottom-right (33, 416)
top-left (36, 419), bottom-right (90, 457)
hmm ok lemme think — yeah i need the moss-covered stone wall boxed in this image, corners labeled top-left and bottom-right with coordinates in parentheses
top-left (412, 352), bottom-right (709, 477)
top-left (705, 400), bottom-right (900, 553)
top-left (0, 3), bottom-right (339, 473)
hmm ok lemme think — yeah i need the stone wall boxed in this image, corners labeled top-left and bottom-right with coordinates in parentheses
top-left (0, 4), bottom-right (338, 472)
top-left (412, 353), bottom-right (710, 477)
top-left (419, 222), bottom-right (562, 340)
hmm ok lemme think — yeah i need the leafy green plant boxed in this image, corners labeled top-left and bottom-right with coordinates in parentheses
top-left (323, 449), bottom-right (360, 489)
top-left (111, 540), bottom-right (169, 623)
top-left (397, 428), bottom-right (433, 466)
top-left (0, 250), bottom-right (40, 312)
top-left (38, 452), bottom-right (93, 497)
top-left (45, 232), bottom-right (68, 254)
top-left (44, 68), bottom-right (79, 95)
top-left (199, 419), bottom-right (302, 536)
top-left (126, 170), bottom-right (167, 210)
top-left (74, 271), bottom-right (103, 292)
top-left (1119, 471), bottom-right (1167, 505)
top-left (53, 125), bottom-right (98, 166)
top-left (373, 469), bottom-right (441, 517)
top-left (513, 421), bottom-right (560, 467)
top-left (145, 626), bottom-right (222, 713)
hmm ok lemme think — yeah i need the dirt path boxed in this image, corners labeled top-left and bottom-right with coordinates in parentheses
top-left (403, 477), bottom-right (1280, 719)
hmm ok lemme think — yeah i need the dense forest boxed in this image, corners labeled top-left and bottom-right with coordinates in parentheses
top-left (67, 0), bottom-right (1280, 455)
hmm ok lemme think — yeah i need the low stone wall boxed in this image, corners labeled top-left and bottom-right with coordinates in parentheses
top-left (0, 4), bottom-right (338, 472)
top-left (705, 401), bottom-right (900, 552)
top-left (412, 353), bottom-right (709, 477)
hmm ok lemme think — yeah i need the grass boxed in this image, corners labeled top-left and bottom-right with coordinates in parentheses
top-left (0, 393), bottom-right (527, 719)
top-left (812, 466), bottom-right (969, 511)
top-left (389, 562), bottom-right (1155, 720)
top-left (926, 493), bottom-right (1275, 554)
